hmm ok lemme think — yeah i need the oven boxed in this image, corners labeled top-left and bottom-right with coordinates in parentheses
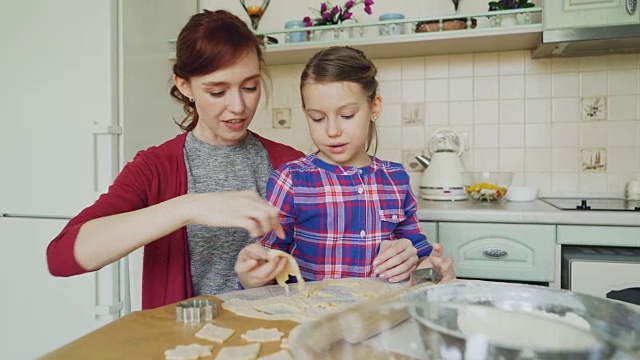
top-left (561, 246), bottom-right (640, 307)
top-left (540, 197), bottom-right (640, 307)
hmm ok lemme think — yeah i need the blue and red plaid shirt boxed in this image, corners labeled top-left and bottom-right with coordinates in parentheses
top-left (258, 153), bottom-right (432, 281)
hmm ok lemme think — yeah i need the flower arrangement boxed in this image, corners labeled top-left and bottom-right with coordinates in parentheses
top-left (303, 0), bottom-right (374, 27)
top-left (488, 0), bottom-right (535, 11)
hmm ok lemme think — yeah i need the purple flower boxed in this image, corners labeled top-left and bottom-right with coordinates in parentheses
top-left (302, 16), bottom-right (313, 27)
top-left (342, 11), bottom-right (353, 20)
top-left (320, 2), bottom-right (327, 12)
top-left (331, 5), bottom-right (340, 14)
top-left (322, 11), bottom-right (331, 20)
top-left (345, 0), bottom-right (354, 9)
top-left (364, 5), bottom-right (372, 14)
top-left (364, 0), bottom-right (374, 6)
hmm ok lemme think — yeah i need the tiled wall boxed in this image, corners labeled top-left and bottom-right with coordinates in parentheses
top-left (251, 52), bottom-right (640, 197)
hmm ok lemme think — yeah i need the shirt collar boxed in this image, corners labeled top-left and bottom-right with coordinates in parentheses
top-left (308, 152), bottom-right (382, 176)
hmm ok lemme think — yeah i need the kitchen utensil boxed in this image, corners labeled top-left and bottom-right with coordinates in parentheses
top-left (405, 281), bottom-right (640, 360)
top-left (417, 129), bottom-right (468, 201)
top-left (461, 171), bottom-right (513, 202)
top-left (409, 267), bottom-right (442, 286)
top-left (176, 299), bottom-right (216, 323)
top-left (506, 185), bottom-right (539, 202)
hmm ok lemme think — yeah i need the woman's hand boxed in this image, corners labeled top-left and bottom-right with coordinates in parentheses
top-left (235, 243), bottom-right (288, 289)
top-left (185, 191), bottom-right (285, 238)
top-left (414, 243), bottom-right (456, 284)
top-left (373, 238), bottom-right (419, 283)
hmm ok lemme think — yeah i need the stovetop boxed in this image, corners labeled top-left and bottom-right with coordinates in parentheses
top-left (540, 197), bottom-right (640, 211)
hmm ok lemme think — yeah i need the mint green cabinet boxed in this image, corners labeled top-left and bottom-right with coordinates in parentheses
top-left (543, 0), bottom-right (639, 29)
top-left (438, 223), bottom-right (556, 282)
top-left (557, 225), bottom-right (640, 247)
top-left (419, 221), bottom-right (438, 244)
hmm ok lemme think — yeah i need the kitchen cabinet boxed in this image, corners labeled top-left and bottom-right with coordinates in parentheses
top-left (437, 222), bottom-right (556, 283)
top-left (543, 0), bottom-right (640, 30)
top-left (557, 225), bottom-right (640, 247)
top-left (419, 221), bottom-right (438, 244)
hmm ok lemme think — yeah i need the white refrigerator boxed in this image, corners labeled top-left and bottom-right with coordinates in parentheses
top-left (0, 0), bottom-right (194, 358)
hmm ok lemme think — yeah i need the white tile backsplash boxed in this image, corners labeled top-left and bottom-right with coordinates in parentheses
top-left (263, 51), bottom-right (640, 196)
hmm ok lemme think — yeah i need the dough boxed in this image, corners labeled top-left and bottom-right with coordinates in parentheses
top-left (223, 278), bottom-right (392, 322)
top-left (268, 249), bottom-right (305, 292)
top-left (215, 343), bottom-right (260, 360)
top-left (456, 304), bottom-right (599, 350)
top-left (194, 323), bottom-right (235, 343)
top-left (164, 343), bottom-right (212, 360)
top-left (241, 327), bottom-right (285, 343)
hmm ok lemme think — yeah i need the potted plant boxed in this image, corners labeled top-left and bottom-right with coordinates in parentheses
top-left (488, 0), bottom-right (535, 11)
top-left (302, 0), bottom-right (375, 41)
top-left (487, 0), bottom-right (534, 27)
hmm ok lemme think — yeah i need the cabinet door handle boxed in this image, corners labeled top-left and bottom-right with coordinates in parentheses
top-left (483, 248), bottom-right (508, 259)
top-left (628, 0), bottom-right (637, 15)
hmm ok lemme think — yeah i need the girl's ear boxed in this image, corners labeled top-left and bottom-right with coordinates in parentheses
top-left (173, 74), bottom-right (193, 100)
top-left (370, 93), bottom-right (382, 121)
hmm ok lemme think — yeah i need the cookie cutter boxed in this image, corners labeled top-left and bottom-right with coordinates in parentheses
top-left (409, 267), bottom-right (442, 286)
top-left (176, 299), bottom-right (216, 323)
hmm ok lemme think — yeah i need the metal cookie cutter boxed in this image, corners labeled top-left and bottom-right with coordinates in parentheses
top-left (176, 299), bottom-right (216, 323)
top-left (409, 267), bottom-right (442, 286)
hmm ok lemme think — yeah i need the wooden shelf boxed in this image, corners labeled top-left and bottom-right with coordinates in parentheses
top-left (261, 25), bottom-right (542, 65)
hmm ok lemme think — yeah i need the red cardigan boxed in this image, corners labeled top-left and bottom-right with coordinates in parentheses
top-left (47, 132), bottom-right (304, 309)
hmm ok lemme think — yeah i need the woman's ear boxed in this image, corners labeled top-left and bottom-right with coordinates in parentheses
top-left (371, 94), bottom-right (382, 121)
top-left (173, 74), bottom-right (193, 100)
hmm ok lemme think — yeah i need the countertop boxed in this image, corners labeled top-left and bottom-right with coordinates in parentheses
top-left (416, 199), bottom-right (640, 227)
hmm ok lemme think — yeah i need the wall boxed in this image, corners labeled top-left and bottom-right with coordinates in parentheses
top-left (200, 1), bottom-right (639, 197)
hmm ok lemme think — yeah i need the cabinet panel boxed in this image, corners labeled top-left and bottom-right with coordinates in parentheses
top-left (439, 223), bottom-right (555, 282)
top-left (419, 221), bottom-right (438, 244)
top-left (544, 0), bottom-right (639, 29)
top-left (557, 225), bottom-right (640, 246)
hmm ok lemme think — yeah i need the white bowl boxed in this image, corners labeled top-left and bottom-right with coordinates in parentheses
top-left (506, 186), bottom-right (539, 202)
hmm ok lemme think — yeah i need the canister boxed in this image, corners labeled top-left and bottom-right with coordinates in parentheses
top-left (378, 13), bottom-right (405, 36)
top-left (284, 20), bottom-right (308, 43)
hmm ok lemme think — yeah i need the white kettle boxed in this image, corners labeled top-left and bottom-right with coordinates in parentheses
top-left (415, 129), bottom-right (467, 201)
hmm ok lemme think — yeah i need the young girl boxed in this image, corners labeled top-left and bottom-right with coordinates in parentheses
top-left (235, 46), bottom-right (453, 289)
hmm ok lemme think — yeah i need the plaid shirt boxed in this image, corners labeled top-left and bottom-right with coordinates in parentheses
top-left (259, 153), bottom-right (432, 281)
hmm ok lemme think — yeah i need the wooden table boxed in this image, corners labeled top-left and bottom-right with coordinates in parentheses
top-left (41, 295), bottom-right (298, 359)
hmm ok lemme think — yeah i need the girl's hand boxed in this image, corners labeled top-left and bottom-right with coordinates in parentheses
top-left (373, 239), bottom-right (419, 282)
top-left (235, 243), bottom-right (288, 289)
top-left (414, 243), bottom-right (456, 283)
top-left (185, 191), bottom-right (285, 239)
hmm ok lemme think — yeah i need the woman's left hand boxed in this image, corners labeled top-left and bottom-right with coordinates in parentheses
top-left (373, 238), bottom-right (419, 282)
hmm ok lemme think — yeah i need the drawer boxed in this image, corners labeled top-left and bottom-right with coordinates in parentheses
top-left (439, 223), bottom-right (556, 282)
top-left (558, 225), bottom-right (640, 247)
top-left (419, 221), bottom-right (438, 244)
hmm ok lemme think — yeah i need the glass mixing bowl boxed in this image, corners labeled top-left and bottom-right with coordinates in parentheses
top-left (461, 171), bottom-right (513, 202)
top-left (289, 280), bottom-right (640, 360)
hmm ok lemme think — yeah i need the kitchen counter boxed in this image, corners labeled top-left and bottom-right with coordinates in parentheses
top-left (417, 199), bottom-right (640, 227)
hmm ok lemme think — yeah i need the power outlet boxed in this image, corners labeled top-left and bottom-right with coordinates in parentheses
top-left (272, 108), bottom-right (291, 129)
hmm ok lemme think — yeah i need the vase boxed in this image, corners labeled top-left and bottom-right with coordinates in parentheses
top-left (490, 13), bottom-right (519, 28)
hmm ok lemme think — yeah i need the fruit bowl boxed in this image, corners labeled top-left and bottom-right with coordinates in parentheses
top-left (461, 171), bottom-right (513, 202)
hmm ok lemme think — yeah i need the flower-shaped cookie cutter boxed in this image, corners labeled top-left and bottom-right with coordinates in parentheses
top-left (176, 299), bottom-right (216, 323)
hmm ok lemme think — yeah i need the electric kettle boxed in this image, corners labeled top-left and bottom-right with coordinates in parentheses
top-left (415, 129), bottom-right (467, 201)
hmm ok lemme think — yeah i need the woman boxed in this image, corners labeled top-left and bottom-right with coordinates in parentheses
top-left (46, 10), bottom-right (303, 309)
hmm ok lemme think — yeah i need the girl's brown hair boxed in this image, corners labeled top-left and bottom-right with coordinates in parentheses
top-left (300, 46), bottom-right (379, 154)
top-left (170, 10), bottom-right (268, 132)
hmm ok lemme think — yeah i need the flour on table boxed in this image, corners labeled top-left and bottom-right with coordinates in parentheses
top-left (268, 249), bottom-right (306, 292)
top-left (256, 349), bottom-right (293, 360)
top-left (164, 343), bottom-right (212, 360)
top-left (195, 323), bottom-right (235, 343)
top-left (241, 327), bottom-right (285, 342)
top-left (222, 278), bottom-right (392, 322)
top-left (280, 337), bottom-right (290, 349)
top-left (214, 343), bottom-right (260, 360)
top-left (456, 304), bottom-right (599, 350)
